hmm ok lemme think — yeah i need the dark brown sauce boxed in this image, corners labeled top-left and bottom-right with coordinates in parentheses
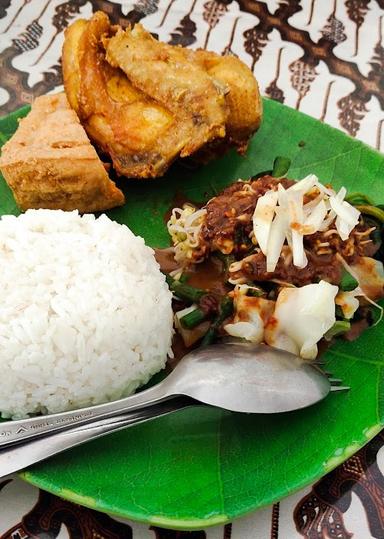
top-left (186, 257), bottom-right (227, 296)
top-left (344, 319), bottom-right (370, 341)
top-left (154, 248), bottom-right (179, 274)
top-left (155, 246), bottom-right (227, 296)
top-left (156, 248), bottom-right (228, 368)
top-left (317, 338), bottom-right (331, 357)
top-left (316, 318), bottom-right (369, 359)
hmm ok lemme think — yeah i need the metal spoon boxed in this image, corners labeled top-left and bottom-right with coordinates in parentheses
top-left (0, 397), bottom-right (196, 477)
top-left (0, 341), bottom-right (346, 449)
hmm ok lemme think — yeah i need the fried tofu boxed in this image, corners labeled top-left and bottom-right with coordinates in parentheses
top-left (0, 93), bottom-right (125, 213)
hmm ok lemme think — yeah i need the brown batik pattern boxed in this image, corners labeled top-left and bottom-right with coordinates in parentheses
top-left (168, 0), bottom-right (199, 47)
top-left (0, 0), bottom-right (382, 144)
top-left (0, 0), bottom-right (162, 113)
top-left (238, 0), bottom-right (384, 139)
top-left (2, 432), bottom-right (384, 539)
top-left (294, 431), bottom-right (384, 539)
top-left (1, 489), bottom-right (133, 538)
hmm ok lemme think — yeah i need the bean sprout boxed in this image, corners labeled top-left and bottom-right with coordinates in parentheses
top-left (167, 204), bottom-right (207, 265)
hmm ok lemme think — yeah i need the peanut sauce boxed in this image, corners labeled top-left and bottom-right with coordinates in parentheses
top-left (155, 250), bottom-right (228, 365)
top-left (158, 178), bottom-right (379, 365)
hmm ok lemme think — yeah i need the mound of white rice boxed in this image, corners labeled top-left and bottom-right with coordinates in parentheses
top-left (0, 210), bottom-right (173, 419)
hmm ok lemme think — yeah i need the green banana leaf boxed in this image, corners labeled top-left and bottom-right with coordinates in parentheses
top-left (1, 98), bottom-right (383, 529)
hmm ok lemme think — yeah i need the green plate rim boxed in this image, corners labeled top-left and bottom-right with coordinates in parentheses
top-left (20, 422), bottom-right (384, 529)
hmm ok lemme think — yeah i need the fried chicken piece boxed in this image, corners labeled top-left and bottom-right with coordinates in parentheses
top-left (104, 23), bottom-right (228, 155)
top-left (63, 13), bottom-right (175, 178)
top-left (0, 93), bottom-right (125, 212)
top-left (105, 23), bottom-right (262, 159)
top-left (176, 50), bottom-right (262, 164)
top-left (192, 50), bottom-right (262, 153)
top-left (63, 12), bottom-right (262, 179)
top-left (63, 12), bottom-right (227, 178)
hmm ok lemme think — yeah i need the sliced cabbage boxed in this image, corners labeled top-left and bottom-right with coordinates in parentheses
top-left (265, 280), bottom-right (338, 359)
top-left (329, 188), bottom-right (360, 240)
top-left (291, 229), bottom-right (307, 268)
top-left (252, 174), bottom-right (361, 272)
top-left (335, 290), bottom-right (360, 319)
top-left (224, 284), bottom-right (274, 343)
top-left (224, 321), bottom-right (264, 342)
top-left (265, 210), bottom-right (287, 272)
top-left (252, 190), bottom-right (278, 255)
top-left (336, 254), bottom-right (383, 325)
top-left (287, 190), bottom-right (307, 268)
top-left (350, 257), bottom-right (384, 300)
top-left (289, 174), bottom-right (318, 193)
top-left (303, 199), bottom-right (327, 234)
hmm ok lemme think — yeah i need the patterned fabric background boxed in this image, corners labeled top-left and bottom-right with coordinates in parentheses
top-left (1, 0), bottom-right (384, 148)
top-left (1, 1), bottom-right (384, 538)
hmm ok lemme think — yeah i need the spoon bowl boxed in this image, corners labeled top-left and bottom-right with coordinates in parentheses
top-left (165, 341), bottom-right (331, 414)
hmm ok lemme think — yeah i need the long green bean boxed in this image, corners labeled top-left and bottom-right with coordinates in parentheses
top-left (345, 192), bottom-right (375, 206)
top-left (324, 320), bottom-right (351, 340)
top-left (201, 297), bottom-right (233, 346)
top-left (166, 274), bottom-right (205, 303)
top-left (213, 251), bottom-right (235, 273)
top-left (180, 307), bottom-right (208, 329)
top-left (340, 270), bottom-right (358, 292)
top-left (355, 205), bottom-right (384, 223)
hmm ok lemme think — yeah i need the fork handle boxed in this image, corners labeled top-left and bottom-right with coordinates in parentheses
top-left (0, 380), bottom-right (171, 448)
top-left (0, 397), bottom-right (194, 478)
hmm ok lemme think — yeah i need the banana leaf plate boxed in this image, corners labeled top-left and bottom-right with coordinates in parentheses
top-left (0, 97), bottom-right (383, 529)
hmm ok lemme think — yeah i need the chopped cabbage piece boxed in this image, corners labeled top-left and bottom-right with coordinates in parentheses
top-left (224, 284), bottom-right (274, 343)
top-left (335, 290), bottom-right (360, 319)
top-left (252, 190), bottom-right (278, 255)
top-left (265, 280), bottom-right (338, 359)
top-left (252, 174), bottom-right (361, 272)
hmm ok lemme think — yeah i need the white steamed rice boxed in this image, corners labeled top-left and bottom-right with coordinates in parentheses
top-left (0, 209), bottom-right (173, 419)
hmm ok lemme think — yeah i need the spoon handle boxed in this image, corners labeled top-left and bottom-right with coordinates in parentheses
top-left (0, 397), bottom-right (194, 478)
top-left (0, 380), bottom-right (170, 448)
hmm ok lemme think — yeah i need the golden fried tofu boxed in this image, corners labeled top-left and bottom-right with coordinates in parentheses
top-left (0, 93), bottom-right (125, 213)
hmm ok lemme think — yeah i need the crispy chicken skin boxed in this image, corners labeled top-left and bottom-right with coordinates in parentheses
top-left (105, 23), bottom-right (262, 157)
top-left (0, 93), bottom-right (125, 212)
top-left (182, 50), bottom-right (263, 163)
top-left (192, 50), bottom-right (262, 152)
top-left (63, 12), bottom-right (226, 178)
top-left (63, 12), bottom-right (262, 179)
top-left (104, 23), bottom-right (227, 157)
top-left (63, 12), bottom-right (178, 178)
